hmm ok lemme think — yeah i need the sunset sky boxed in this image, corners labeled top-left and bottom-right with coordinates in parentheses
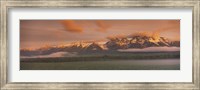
top-left (20, 20), bottom-right (180, 48)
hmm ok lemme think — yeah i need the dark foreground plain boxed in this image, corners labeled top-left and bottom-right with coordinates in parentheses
top-left (20, 52), bottom-right (180, 70)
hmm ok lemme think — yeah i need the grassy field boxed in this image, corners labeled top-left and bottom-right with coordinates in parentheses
top-left (20, 52), bottom-right (180, 70)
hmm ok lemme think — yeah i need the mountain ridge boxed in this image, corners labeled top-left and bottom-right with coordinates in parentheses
top-left (21, 35), bottom-right (180, 56)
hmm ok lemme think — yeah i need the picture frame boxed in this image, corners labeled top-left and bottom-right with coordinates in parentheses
top-left (0, 0), bottom-right (199, 89)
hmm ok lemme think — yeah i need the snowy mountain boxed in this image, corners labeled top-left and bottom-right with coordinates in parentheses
top-left (20, 35), bottom-right (180, 56)
top-left (105, 35), bottom-right (179, 50)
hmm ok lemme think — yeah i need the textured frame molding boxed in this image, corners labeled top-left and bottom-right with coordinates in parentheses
top-left (0, 0), bottom-right (199, 90)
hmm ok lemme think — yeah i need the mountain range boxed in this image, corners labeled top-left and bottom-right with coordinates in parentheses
top-left (21, 35), bottom-right (180, 56)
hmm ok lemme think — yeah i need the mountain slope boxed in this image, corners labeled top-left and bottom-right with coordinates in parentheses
top-left (106, 35), bottom-right (179, 50)
top-left (20, 35), bottom-right (180, 56)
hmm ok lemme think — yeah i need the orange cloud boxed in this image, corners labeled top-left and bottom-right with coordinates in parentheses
top-left (60, 20), bottom-right (83, 33)
top-left (155, 20), bottom-right (180, 33)
top-left (129, 32), bottom-right (151, 37)
top-left (95, 20), bottom-right (110, 32)
top-left (107, 34), bottom-right (126, 40)
top-left (155, 26), bottom-right (179, 33)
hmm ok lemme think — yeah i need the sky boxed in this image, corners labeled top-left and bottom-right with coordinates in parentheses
top-left (20, 20), bottom-right (180, 49)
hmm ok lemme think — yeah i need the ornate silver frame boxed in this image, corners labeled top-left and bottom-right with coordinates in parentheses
top-left (0, 0), bottom-right (199, 89)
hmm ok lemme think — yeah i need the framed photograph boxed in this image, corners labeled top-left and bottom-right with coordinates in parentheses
top-left (20, 20), bottom-right (181, 70)
top-left (1, 0), bottom-right (199, 90)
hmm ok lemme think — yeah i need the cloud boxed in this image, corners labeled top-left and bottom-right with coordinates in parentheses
top-left (60, 20), bottom-right (83, 33)
top-left (95, 20), bottom-right (110, 32)
top-left (107, 34), bottom-right (126, 40)
top-left (21, 52), bottom-right (78, 58)
top-left (129, 32), bottom-right (151, 37)
top-left (155, 20), bottom-right (180, 33)
top-left (60, 20), bottom-right (111, 33)
top-left (155, 26), bottom-right (179, 33)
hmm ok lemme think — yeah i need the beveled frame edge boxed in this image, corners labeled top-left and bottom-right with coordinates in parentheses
top-left (0, 0), bottom-right (200, 90)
